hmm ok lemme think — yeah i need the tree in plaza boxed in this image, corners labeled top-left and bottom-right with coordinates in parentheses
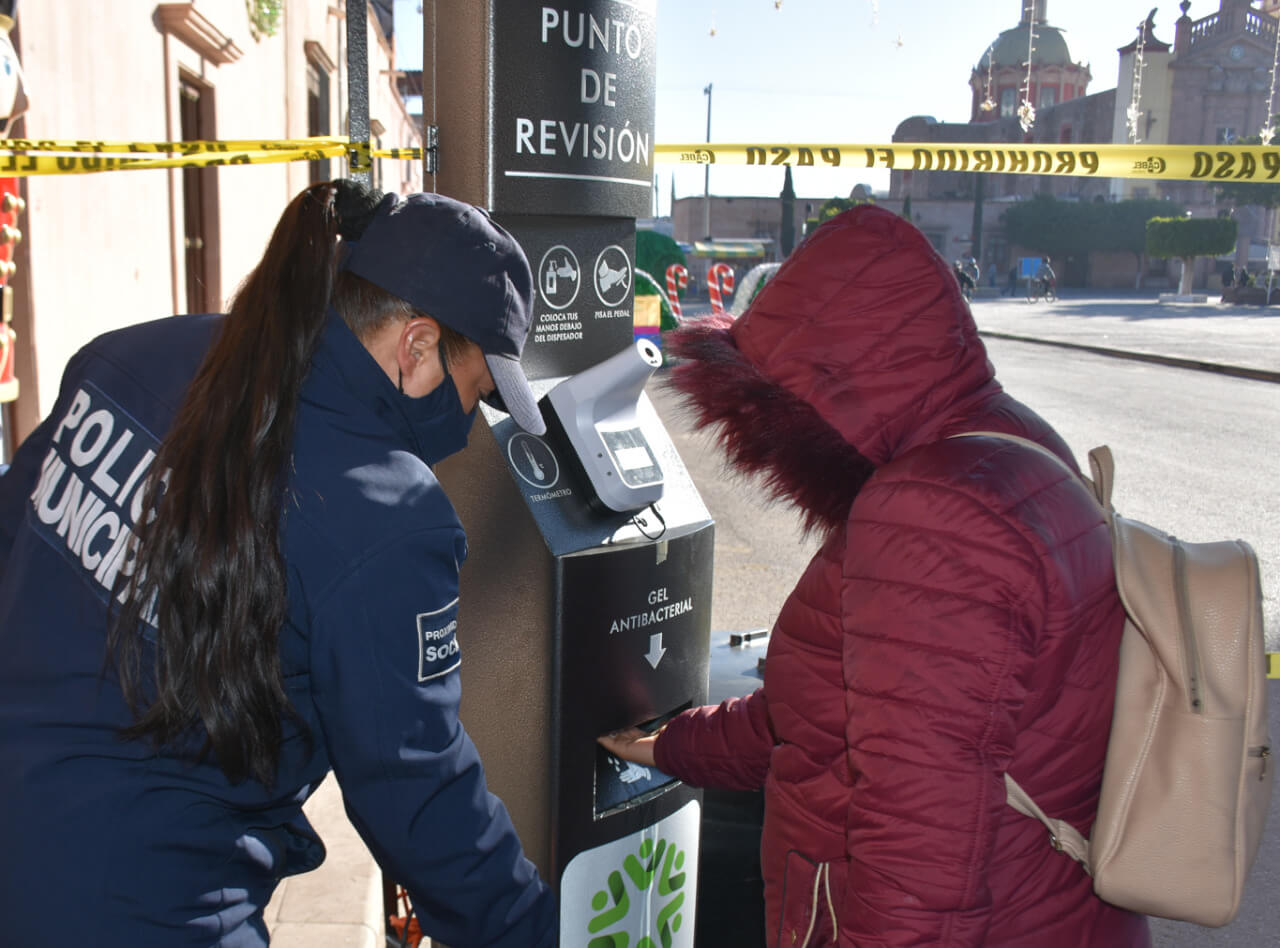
top-left (1213, 134), bottom-right (1280, 214)
top-left (1213, 133), bottom-right (1280, 277)
top-left (806, 191), bottom-right (876, 234)
top-left (1096, 198), bottom-right (1186, 289)
top-left (817, 194), bottom-right (871, 222)
top-left (901, 194), bottom-right (913, 222)
top-left (780, 165), bottom-right (796, 257)
top-left (636, 229), bottom-right (688, 299)
top-left (999, 196), bottom-right (1093, 284)
top-left (1146, 216), bottom-right (1237, 295)
top-left (1000, 196), bottom-right (1093, 258)
top-left (1214, 175), bottom-right (1280, 214)
top-left (1001, 195), bottom-right (1186, 287)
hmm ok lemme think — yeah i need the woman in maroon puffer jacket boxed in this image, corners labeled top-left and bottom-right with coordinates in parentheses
top-left (601, 206), bottom-right (1151, 947)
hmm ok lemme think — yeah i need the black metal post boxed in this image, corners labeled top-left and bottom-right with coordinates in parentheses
top-left (346, 0), bottom-right (370, 184)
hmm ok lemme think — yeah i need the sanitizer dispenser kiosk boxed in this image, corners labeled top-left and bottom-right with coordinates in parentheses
top-left (436, 336), bottom-right (714, 948)
top-left (419, 3), bottom-right (704, 937)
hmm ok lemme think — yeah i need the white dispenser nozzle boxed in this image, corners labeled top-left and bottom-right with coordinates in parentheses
top-left (544, 339), bottom-right (664, 512)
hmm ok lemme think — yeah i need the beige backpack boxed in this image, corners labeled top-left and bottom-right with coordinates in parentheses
top-left (956, 432), bottom-right (1272, 927)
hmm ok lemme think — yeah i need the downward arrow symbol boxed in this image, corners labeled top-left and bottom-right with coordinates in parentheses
top-left (644, 632), bottom-right (666, 670)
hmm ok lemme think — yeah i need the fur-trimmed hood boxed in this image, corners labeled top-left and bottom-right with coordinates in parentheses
top-left (666, 205), bottom-right (999, 534)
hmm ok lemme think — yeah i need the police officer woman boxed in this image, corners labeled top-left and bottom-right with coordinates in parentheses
top-left (0, 181), bottom-right (556, 946)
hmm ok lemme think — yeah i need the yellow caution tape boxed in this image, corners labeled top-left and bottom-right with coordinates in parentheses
top-left (0, 136), bottom-right (351, 155)
top-left (1269, 653), bottom-right (1280, 680)
top-left (654, 142), bottom-right (1280, 183)
top-left (0, 146), bottom-right (348, 176)
top-left (0, 136), bottom-right (432, 176)
top-left (372, 147), bottom-right (427, 161)
top-left (0, 136), bottom-right (1277, 183)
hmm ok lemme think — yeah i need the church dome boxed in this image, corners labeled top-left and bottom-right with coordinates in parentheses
top-left (979, 24), bottom-right (1074, 70)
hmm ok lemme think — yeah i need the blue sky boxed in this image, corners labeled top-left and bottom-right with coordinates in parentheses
top-left (394, 1), bottom-right (1226, 213)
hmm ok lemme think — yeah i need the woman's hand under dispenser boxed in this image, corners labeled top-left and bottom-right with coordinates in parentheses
top-left (598, 727), bottom-right (659, 768)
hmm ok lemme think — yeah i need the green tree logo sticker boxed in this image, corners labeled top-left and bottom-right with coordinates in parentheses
top-left (586, 836), bottom-right (687, 948)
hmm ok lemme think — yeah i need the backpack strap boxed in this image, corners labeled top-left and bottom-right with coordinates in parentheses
top-left (950, 431), bottom-right (1112, 872)
top-left (1004, 774), bottom-right (1092, 872)
top-left (1087, 445), bottom-right (1115, 511)
top-left (950, 430), bottom-right (1106, 512)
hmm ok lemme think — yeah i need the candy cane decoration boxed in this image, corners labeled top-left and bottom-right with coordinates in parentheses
top-left (665, 263), bottom-right (688, 319)
top-left (0, 321), bottom-right (14, 399)
top-left (708, 263), bottom-right (735, 315)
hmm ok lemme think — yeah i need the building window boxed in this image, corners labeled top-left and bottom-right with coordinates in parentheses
top-left (1040, 85), bottom-right (1057, 108)
top-left (304, 41), bottom-right (336, 185)
top-left (1000, 88), bottom-right (1017, 119)
top-left (178, 74), bottom-right (220, 315)
top-left (307, 64), bottom-right (330, 184)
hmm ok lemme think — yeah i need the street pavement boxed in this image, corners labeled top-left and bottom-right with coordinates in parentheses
top-left (968, 289), bottom-right (1280, 381)
top-left (270, 290), bottom-right (1278, 947)
top-left (693, 288), bottom-right (1280, 380)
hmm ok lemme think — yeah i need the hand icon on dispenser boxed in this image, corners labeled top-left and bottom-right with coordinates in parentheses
top-left (608, 755), bottom-right (651, 785)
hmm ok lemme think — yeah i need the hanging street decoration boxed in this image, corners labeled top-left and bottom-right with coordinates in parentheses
top-left (980, 40), bottom-right (997, 113)
top-left (1263, 13), bottom-right (1280, 145)
top-left (1125, 15), bottom-right (1150, 144)
top-left (1018, 0), bottom-right (1037, 132)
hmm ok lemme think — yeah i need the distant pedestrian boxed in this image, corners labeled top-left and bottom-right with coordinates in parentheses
top-left (1003, 263), bottom-right (1018, 297)
top-left (953, 259), bottom-right (976, 301)
top-left (1034, 256), bottom-right (1056, 296)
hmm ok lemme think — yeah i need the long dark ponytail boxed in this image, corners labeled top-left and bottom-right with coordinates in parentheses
top-left (110, 179), bottom-right (383, 786)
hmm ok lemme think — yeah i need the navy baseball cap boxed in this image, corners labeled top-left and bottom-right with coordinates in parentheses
top-left (341, 192), bottom-right (545, 435)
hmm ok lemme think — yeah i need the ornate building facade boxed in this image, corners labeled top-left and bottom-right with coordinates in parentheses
top-left (888, 0), bottom-right (1280, 289)
top-left (968, 0), bottom-right (1092, 125)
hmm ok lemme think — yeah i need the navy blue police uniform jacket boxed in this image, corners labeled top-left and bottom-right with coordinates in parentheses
top-left (0, 310), bottom-right (556, 947)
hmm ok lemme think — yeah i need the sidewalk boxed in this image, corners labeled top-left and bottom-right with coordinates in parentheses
top-left (968, 293), bottom-right (1280, 382)
top-left (693, 290), bottom-right (1280, 380)
top-left (264, 775), bottom-right (385, 947)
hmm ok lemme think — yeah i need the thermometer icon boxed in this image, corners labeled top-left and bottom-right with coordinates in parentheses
top-left (523, 442), bottom-right (546, 481)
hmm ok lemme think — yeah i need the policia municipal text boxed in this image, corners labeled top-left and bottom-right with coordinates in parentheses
top-left (0, 182), bottom-right (557, 946)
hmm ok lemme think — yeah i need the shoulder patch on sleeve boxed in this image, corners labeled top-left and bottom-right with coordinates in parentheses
top-left (417, 598), bottom-right (461, 682)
